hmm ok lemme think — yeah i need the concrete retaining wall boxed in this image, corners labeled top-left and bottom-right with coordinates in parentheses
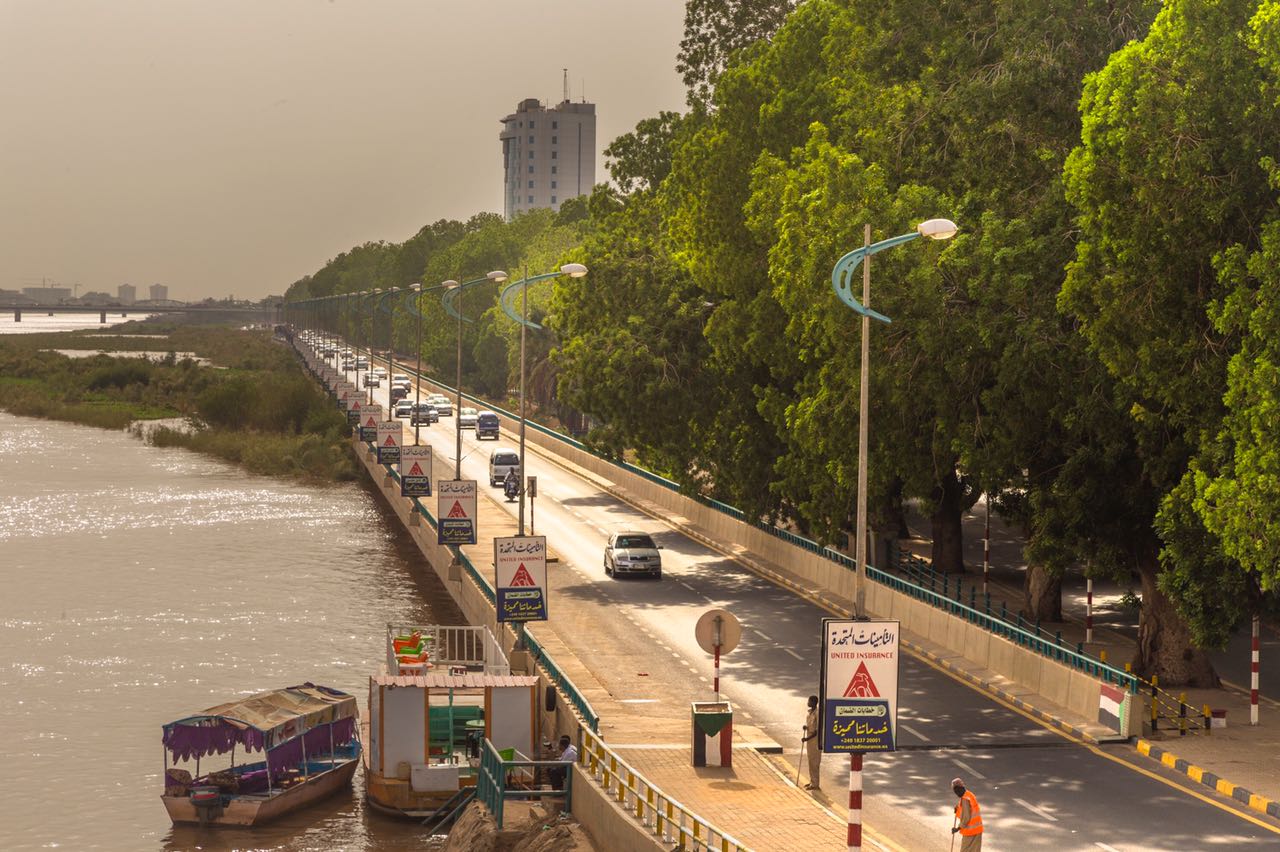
top-left (568, 765), bottom-right (665, 851)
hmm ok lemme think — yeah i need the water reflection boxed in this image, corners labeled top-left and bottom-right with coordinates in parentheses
top-left (0, 412), bottom-right (461, 850)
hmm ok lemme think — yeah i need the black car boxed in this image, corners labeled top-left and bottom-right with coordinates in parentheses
top-left (390, 385), bottom-right (409, 402)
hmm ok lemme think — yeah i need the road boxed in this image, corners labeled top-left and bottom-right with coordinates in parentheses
top-left (338, 352), bottom-right (1280, 851)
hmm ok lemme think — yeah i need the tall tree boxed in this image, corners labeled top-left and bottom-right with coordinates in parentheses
top-left (677, 0), bottom-right (795, 109)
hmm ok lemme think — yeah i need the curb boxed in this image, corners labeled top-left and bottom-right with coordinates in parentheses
top-left (1136, 739), bottom-right (1280, 820)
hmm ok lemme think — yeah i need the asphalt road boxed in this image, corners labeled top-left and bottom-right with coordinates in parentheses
top-left (338, 354), bottom-right (1280, 851)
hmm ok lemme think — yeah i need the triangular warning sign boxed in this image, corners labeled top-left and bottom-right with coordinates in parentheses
top-left (383, 435), bottom-right (396, 446)
top-left (843, 661), bottom-right (880, 698)
top-left (447, 500), bottom-right (467, 518)
top-left (509, 564), bottom-right (537, 586)
top-left (365, 418), bottom-right (376, 427)
top-left (408, 462), bottom-right (424, 475)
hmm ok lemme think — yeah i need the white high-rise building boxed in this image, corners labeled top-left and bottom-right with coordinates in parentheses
top-left (149, 283), bottom-right (168, 302)
top-left (500, 97), bottom-right (596, 221)
top-left (118, 284), bottom-right (136, 305)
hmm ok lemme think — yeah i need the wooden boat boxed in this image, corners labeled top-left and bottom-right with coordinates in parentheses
top-left (160, 683), bottom-right (361, 827)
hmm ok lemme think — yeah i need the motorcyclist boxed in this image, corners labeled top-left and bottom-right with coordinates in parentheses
top-left (503, 468), bottom-right (519, 502)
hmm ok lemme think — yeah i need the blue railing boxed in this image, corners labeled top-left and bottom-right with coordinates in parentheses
top-left (476, 739), bottom-right (571, 828)
top-left (335, 342), bottom-right (1138, 694)
top-left (525, 629), bottom-right (600, 732)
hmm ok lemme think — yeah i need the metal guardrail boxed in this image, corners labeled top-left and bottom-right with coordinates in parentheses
top-left (330, 340), bottom-right (1139, 692)
top-left (578, 726), bottom-right (750, 852)
top-left (524, 628), bottom-right (600, 733)
top-left (476, 739), bottom-right (571, 828)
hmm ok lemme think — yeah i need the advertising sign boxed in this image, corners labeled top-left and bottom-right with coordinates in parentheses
top-left (376, 421), bottom-right (401, 465)
top-left (494, 535), bottom-right (547, 622)
top-left (345, 396), bottom-right (363, 425)
top-left (400, 446), bottom-right (432, 496)
top-left (360, 405), bottom-right (382, 442)
top-left (820, 619), bottom-right (900, 754)
top-left (437, 479), bottom-right (477, 545)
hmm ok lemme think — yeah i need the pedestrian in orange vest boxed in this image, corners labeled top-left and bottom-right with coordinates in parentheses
top-left (951, 777), bottom-right (983, 851)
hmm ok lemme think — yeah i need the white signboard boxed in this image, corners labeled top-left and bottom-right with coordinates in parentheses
top-left (437, 479), bottom-right (477, 545)
top-left (376, 421), bottom-right (401, 465)
top-left (494, 535), bottom-right (547, 622)
top-left (359, 405), bottom-right (383, 442)
top-left (399, 446), bottom-right (432, 497)
top-left (820, 619), bottom-right (900, 753)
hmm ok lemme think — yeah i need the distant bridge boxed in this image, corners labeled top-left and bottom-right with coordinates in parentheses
top-left (0, 303), bottom-right (281, 324)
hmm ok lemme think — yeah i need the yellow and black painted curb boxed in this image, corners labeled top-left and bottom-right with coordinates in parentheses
top-left (1136, 739), bottom-right (1280, 819)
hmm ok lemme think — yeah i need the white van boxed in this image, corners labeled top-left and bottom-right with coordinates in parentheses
top-left (488, 449), bottom-right (521, 487)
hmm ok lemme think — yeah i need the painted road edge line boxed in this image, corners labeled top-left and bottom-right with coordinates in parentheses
top-left (1134, 739), bottom-right (1280, 820)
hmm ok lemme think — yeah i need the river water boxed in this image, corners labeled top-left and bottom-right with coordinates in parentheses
top-left (0, 411), bottom-right (461, 850)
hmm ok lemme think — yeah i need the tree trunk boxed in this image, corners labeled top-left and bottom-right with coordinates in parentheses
top-left (1134, 543), bottom-right (1219, 687)
top-left (930, 469), bottom-right (966, 574)
top-left (1023, 564), bottom-right (1062, 622)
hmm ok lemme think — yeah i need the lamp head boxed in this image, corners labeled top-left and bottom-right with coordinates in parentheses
top-left (442, 279), bottom-right (459, 290)
top-left (410, 282), bottom-right (422, 292)
top-left (487, 270), bottom-right (509, 284)
top-left (559, 263), bottom-right (588, 278)
top-left (917, 218), bottom-right (958, 240)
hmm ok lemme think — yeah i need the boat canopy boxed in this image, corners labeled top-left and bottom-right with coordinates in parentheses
top-left (162, 683), bottom-right (356, 761)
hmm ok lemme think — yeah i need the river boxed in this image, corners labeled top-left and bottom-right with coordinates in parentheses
top-left (0, 410), bottom-right (462, 850)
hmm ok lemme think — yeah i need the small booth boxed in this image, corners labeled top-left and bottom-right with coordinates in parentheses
top-left (365, 671), bottom-right (539, 817)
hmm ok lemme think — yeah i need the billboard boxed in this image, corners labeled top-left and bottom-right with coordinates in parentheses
top-left (360, 405), bottom-right (382, 442)
top-left (494, 535), bottom-right (547, 622)
top-left (376, 421), bottom-right (401, 465)
top-left (437, 479), bottom-right (477, 545)
top-left (820, 619), bottom-right (900, 754)
top-left (400, 446), bottom-right (432, 497)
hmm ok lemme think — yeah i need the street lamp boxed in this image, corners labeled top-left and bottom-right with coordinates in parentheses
top-left (830, 217), bottom-right (955, 852)
top-left (832, 218), bottom-right (956, 619)
top-left (374, 287), bottom-right (403, 413)
top-left (442, 271), bottom-right (507, 480)
top-left (408, 284), bottom-right (424, 445)
top-left (499, 263), bottom-right (588, 534)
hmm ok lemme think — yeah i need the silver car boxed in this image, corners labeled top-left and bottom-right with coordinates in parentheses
top-left (604, 532), bottom-right (663, 579)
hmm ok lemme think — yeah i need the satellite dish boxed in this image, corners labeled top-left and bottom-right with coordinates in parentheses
top-left (694, 609), bottom-right (741, 656)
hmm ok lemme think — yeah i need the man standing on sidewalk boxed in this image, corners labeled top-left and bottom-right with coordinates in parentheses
top-left (802, 695), bottom-right (821, 790)
top-left (951, 778), bottom-right (984, 850)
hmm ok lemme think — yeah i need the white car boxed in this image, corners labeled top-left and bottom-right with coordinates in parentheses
top-left (429, 394), bottom-right (453, 417)
top-left (604, 532), bottom-right (663, 579)
top-left (459, 407), bottom-right (478, 429)
top-left (488, 449), bottom-right (521, 487)
top-left (394, 399), bottom-right (414, 418)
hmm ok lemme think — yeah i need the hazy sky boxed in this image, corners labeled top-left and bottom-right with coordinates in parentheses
top-left (1, 1), bottom-right (688, 300)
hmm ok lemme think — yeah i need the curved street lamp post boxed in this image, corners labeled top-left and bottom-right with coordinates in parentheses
top-left (830, 217), bottom-right (956, 852)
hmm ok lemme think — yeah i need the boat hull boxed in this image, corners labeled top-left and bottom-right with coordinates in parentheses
top-left (161, 758), bottom-right (358, 827)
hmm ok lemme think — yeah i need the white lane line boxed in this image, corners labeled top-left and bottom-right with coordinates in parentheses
top-left (900, 723), bottom-right (929, 742)
top-left (1013, 798), bottom-right (1058, 822)
top-left (595, 527), bottom-right (609, 535)
top-left (782, 648), bottom-right (804, 661)
top-left (951, 758), bottom-right (985, 779)
top-left (754, 630), bottom-right (772, 641)
top-left (678, 581), bottom-right (696, 591)
top-left (1094, 844), bottom-right (1121, 852)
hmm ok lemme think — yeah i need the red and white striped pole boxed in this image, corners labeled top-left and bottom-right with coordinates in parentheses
top-left (1086, 578), bottom-right (1094, 645)
top-left (848, 752), bottom-right (863, 851)
top-left (983, 497), bottom-right (990, 597)
top-left (1252, 614), bottom-right (1261, 726)
top-left (714, 644), bottom-right (721, 700)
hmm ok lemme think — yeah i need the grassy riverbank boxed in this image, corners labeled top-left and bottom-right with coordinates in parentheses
top-left (0, 324), bottom-right (359, 481)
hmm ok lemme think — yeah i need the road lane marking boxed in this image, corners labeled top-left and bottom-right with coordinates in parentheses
top-left (951, 758), bottom-right (985, 779)
top-left (1013, 797), bottom-right (1058, 822)
top-left (899, 723), bottom-right (929, 742)
top-left (678, 581), bottom-right (695, 591)
top-left (782, 648), bottom-right (804, 661)
top-left (754, 629), bottom-right (772, 641)
top-left (1095, 844), bottom-right (1122, 852)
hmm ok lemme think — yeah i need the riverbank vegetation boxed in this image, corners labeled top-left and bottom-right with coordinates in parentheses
top-left (0, 325), bottom-right (358, 481)
top-left (282, 0), bottom-right (1280, 683)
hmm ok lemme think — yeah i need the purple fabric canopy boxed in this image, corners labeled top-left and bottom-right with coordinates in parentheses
top-left (266, 718), bottom-right (356, 774)
top-left (163, 719), bottom-right (264, 762)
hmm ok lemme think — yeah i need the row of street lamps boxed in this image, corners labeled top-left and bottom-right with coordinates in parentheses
top-left (286, 264), bottom-right (588, 537)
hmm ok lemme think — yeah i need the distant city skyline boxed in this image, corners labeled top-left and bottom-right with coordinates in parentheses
top-left (0, 1), bottom-right (687, 301)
